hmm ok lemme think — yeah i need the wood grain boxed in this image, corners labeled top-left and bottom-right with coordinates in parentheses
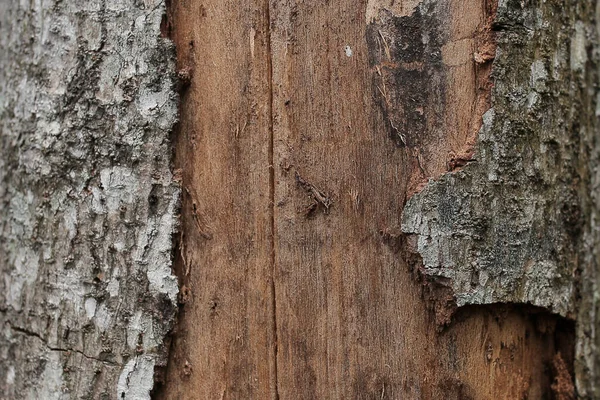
top-left (160, 1), bottom-right (277, 398)
top-left (159, 0), bottom-right (574, 398)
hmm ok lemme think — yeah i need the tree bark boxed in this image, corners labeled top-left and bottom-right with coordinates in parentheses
top-left (2, 0), bottom-right (600, 399)
top-left (0, 1), bottom-right (179, 399)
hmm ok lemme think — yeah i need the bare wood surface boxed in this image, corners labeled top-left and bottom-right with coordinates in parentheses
top-left (161, 1), bottom-right (277, 398)
top-left (161, 0), bottom-right (576, 398)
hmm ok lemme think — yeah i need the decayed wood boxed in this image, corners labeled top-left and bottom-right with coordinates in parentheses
top-left (162, 0), bottom-right (579, 398)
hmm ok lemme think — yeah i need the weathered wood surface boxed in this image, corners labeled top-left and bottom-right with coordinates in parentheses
top-left (161, 0), bottom-right (590, 398)
top-left (158, 1), bottom-right (277, 398)
top-left (0, 0), bottom-right (179, 398)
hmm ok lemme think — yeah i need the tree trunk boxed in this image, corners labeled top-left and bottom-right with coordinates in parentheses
top-left (2, 0), bottom-right (600, 399)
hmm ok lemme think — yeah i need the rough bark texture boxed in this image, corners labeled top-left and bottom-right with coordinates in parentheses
top-left (577, 2), bottom-right (600, 397)
top-left (402, 0), bottom-right (589, 318)
top-left (400, 1), bottom-right (600, 398)
top-left (0, 1), bottom-right (179, 399)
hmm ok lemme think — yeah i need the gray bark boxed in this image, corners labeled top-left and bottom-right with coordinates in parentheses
top-left (0, 0), bottom-right (179, 399)
top-left (401, 1), bottom-right (600, 397)
top-left (402, 1), bottom-right (587, 316)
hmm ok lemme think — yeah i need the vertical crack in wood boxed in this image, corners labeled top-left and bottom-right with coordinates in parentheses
top-left (265, 1), bottom-right (280, 398)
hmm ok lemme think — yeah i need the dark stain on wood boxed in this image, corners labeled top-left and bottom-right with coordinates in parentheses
top-left (367, 8), bottom-right (446, 149)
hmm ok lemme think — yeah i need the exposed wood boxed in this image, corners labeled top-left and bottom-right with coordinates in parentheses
top-left (161, 0), bottom-right (578, 398)
top-left (159, 0), bottom-right (277, 398)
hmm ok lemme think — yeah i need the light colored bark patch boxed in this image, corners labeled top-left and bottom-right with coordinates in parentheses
top-left (0, 0), bottom-right (179, 398)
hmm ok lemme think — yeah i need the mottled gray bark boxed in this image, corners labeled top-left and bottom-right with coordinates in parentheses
top-left (0, 0), bottom-right (179, 399)
top-left (401, 0), bottom-right (600, 397)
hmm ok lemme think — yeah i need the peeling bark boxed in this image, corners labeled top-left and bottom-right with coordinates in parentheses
top-left (401, 0), bottom-right (588, 317)
top-left (0, 0), bottom-right (179, 398)
top-left (398, 0), bottom-right (600, 397)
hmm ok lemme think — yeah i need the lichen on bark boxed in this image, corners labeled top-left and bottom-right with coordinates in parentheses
top-left (0, 0), bottom-right (179, 398)
top-left (399, 0), bottom-right (600, 397)
top-left (402, 0), bottom-right (589, 315)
